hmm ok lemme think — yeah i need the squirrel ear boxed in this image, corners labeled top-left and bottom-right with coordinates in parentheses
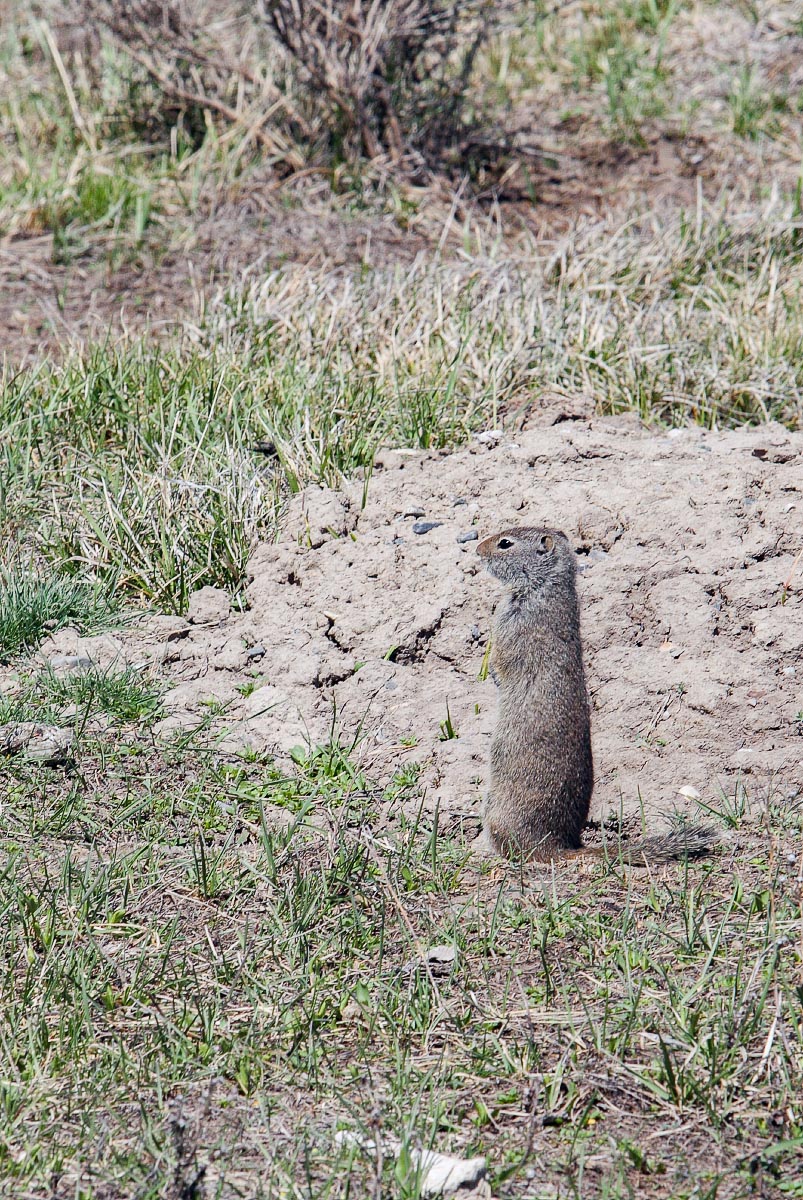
top-left (541, 534), bottom-right (554, 552)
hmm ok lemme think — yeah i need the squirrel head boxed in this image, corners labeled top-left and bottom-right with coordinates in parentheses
top-left (477, 526), bottom-right (576, 593)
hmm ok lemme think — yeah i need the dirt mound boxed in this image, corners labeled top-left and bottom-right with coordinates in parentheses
top-left (40, 418), bottom-right (803, 830)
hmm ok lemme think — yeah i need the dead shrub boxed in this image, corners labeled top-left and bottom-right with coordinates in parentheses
top-left (79, 0), bottom-right (306, 164)
top-left (257, 0), bottom-right (515, 170)
top-left (70, 0), bottom-right (528, 178)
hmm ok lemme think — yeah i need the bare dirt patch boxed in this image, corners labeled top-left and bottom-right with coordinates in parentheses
top-left (35, 417), bottom-right (803, 839)
top-left (0, 202), bottom-right (431, 365)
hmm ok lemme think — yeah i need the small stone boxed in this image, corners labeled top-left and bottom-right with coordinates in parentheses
top-left (49, 653), bottom-right (92, 671)
top-left (677, 785), bottom-right (702, 802)
top-left (187, 586), bottom-right (230, 624)
top-left (427, 944), bottom-right (457, 965)
top-left (401, 943), bottom-right (458, 977)
top-left (474, 429), bottom-right (503, 446)
top-left (246, 644), bottom-right (266, 660)
top-left (456, 530), bottom-right (478, 543)
top-left (404, 506), bottom-right (426, 518)
top-left (412, 521), bottom-right (442, 535)
top-left (0, 723), bottom-right (74, 765)
top-left (453, 497), bottom-right (467, 506)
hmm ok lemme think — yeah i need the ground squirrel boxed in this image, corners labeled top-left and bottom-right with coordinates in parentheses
top-left (477, 526), bottom-right (716, 864)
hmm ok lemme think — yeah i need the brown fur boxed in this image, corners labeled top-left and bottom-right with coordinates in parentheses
top-left (478, 526), bottom-right (716, 865)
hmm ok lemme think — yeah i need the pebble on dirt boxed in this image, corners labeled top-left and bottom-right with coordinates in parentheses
top-left (457, 530), bottom-right (478, 543)
top-left (473, 429), bottom-right (504, 446)
top-left (0, 723), bottom-right (74, 765)
top-left (412, 521), bottom-right (443, 534)
top-left (49, 653), bottom-right (93, 671)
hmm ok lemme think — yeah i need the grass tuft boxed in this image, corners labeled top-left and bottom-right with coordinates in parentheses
top-left (0, 569), bottom-right (121, 662)
top-left (2, 202), bottom-right (802, 617)
top-left (0, 663), bottom-right (163, 727)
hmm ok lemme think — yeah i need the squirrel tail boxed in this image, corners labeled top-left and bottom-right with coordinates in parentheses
top-left (568, 823), bottom-right (718, 866)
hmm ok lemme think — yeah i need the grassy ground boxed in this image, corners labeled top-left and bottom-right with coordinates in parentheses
top-left (2, 719), bottom-right (802, 1198)
top-left (2, 1), bottom-right (803, 1196)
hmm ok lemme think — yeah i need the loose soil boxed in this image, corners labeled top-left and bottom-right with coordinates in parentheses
top-left (34, 416), bottom-right (803, 839)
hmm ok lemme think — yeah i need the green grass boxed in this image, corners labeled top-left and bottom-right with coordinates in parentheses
top-left (0, 569), bottom-right (121, 661)
top-left (562, 3), bottom-right (673, 139)
top-left (0, 662), bottom-right (164, 727)
top-left (727, 67), bottom-right (791, 141)
top-left (0, 22), bottom-right (161, 259)
top-left (1, 349), bottom-right (282, 613)
top-left (0, 735), bottom-right (800, 1197)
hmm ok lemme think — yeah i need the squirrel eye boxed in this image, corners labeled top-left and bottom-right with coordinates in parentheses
top-left (498, 537), bottom-right (514, 550)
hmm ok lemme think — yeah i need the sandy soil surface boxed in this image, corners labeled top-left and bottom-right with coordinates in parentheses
top-left (34, 416), bottom-right (803, 841)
